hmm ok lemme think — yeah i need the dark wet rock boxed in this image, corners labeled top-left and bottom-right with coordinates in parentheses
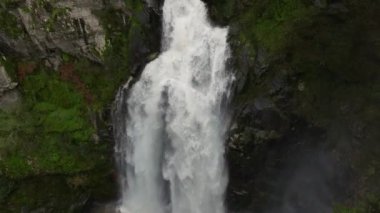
top-left (253, 97), bottom-right (274, 111)
top-left (253, 47), bottom-right (269, 77)
top-left (232, 45), bottom-right (251, 93)
top-left (223, 1), bottom-right (380, 211)
top-left (313, 0), bottom-right (327, 8)
top-left (269, 72), bottom-right (287, 95)
top-left (327, 3), bottom-right (349, 14)
top-left (0, 32), bottom-right (31, 57)
top-left (84, 201), bottom-right (118, 213)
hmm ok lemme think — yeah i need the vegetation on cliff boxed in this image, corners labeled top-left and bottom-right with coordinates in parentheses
top-left (207, 0), bottom-right (380, 212)
top-left (0, 0), bottom-right (160, 211)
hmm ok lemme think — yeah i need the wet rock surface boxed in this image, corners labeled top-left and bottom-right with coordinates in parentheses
top-left (205, 0), bottom-right (380, 212)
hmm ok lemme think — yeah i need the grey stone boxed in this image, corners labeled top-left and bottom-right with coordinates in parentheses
top-left (14, 0), bottom-right (112, 62)
top-left (253, 97), bottom-right (274, 110)
top-left (0, 66), bottom-right (20, 111)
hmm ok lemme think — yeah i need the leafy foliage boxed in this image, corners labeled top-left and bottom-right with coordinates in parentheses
top-left (0, 68), bottom-right (97, 178)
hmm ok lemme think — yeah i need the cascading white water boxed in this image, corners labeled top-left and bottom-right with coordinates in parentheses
top-left (114, 0), bottom-right (233, 212)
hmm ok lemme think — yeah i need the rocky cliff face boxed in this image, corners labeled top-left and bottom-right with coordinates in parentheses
top-left (1, 0), bottom-right (124, 62)
top-left (205, 0), bottom-right (380, 212)
top-left (0, 0), bottom-right (161, 212)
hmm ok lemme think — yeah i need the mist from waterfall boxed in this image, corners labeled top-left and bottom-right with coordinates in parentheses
top-left (114, 0), bottom-right (233, 212)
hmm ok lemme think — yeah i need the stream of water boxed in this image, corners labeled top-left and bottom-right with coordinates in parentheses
top-left (114, 0), bottom-right (233, 212)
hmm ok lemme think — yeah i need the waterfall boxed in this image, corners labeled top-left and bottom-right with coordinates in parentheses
top-left (114, 0), bottom-right (233, 212)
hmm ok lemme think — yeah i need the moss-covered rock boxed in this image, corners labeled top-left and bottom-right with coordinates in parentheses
top-left (0, 65), bottom-right (97, 176)
top-left (0, 0), bottom-right (162, 211)
top-left (205, 0), bottom-right (380, 211)
top-left (0, 0), bottom-right (25, 39)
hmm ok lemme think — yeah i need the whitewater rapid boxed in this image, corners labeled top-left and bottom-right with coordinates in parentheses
top-left (114, 0), bottom-right (233, 212)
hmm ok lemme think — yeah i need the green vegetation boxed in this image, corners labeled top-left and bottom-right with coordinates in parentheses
top-left (5, 176), bottom-right (86, 212)
top-left (214, 0), bottom-right (380, 210)
top-left (0, 61), bottom-right (116, 210)
top-left (213, 0), bottom-right (317, 53)
top-left (208, 0), bottom-right (236, 23)
top-left (72, 57), bottom-right (127, 109)
top-left (0, 0), bottom-right (150, 211)
top-left (80, 0), bottom-right (148, 109)
top-left (0, 176), bottom-right (14, 203)
top-left (334, 206), bottom-right (362, 213)
top-left (0, 57), bottom-right (18, 80)
top-left (80, 7), bottom-right (137, 109)
top-left (253, 0), bottom-right (315, 52)
top-left (0, 1), bottom-right (147, 208)
top-left (30, 0), bottom-right (71, 32)
top-left (334, 196), bottom-right (380, 213)
top-left (0, 67), bottom-right (98, 178)
top-left (0, 1), bottom-right (24, 38)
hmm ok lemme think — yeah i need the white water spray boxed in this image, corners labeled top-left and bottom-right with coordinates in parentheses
top-left (114, 0), bottom-right (233, 212)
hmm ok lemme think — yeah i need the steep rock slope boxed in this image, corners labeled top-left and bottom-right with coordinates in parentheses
top-left (0, 0), bottom-right (161, 212)
top-left (205, 0), bottom-right (380, 212)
